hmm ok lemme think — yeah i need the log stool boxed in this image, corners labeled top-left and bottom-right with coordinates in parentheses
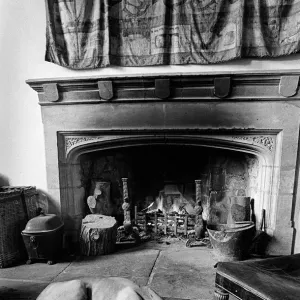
top-left (79, 214), bottom-right (117, 256)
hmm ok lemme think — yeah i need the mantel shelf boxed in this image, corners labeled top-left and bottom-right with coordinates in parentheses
top-left (27, 71), bottom-right (300, 105)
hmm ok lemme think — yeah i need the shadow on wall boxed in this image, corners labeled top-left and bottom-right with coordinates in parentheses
top-left (36, 189), bottom-right (61, 215)
top-left (0, 174), bottom-right (10, 186)
top-left (0, 182), bottom-right (60, 216)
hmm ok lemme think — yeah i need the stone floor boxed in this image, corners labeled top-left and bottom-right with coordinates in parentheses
top-left (0, 239), bottom-right (218, 300)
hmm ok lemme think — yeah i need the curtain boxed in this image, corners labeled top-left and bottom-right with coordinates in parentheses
top-left (45, 0), bottom-right (300, 69)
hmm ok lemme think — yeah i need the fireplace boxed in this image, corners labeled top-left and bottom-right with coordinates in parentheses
top-left (27, 72), bottom-right (300, 255)
top-left (79, 144), bottom-right (260, 218)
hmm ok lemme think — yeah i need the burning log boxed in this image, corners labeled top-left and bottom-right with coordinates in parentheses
top-left (142, 184), bottom-right (195, 215)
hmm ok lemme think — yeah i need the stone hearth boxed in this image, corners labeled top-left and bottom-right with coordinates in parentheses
top-left (27, 71), bottom-right (300, 255)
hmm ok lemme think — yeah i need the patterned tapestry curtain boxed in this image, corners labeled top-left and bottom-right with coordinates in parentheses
top-left (45, 0), bottom-right (300, 69)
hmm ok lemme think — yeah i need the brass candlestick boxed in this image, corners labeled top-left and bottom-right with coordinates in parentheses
top-left (195, 179), bottom-right (202, 203)
top-left (122, 177), bottom-right (128, 201)
top-left (116, 177), bottom-right (139, 245)
top-left (194, 179), bottom-right (204, 240)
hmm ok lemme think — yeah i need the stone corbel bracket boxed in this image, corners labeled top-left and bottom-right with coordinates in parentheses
top-left (214, 77), bottom-right (232, 98)
top-left (98, 80), bottom-right (113, 101)
top-left (155, 79), bottom-right (170, 99)
top-left (279, 76), bottom-right (299, 97)
top-left (43, 83), bottom-right (59, 102)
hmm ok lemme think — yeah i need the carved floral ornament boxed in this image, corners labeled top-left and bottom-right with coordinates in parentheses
top-left (232, 136), bottom-right (275, 152)
top-left (65, 136), bottom-right (107, 155)
top-left (64, 134), bottom-right (275, 157)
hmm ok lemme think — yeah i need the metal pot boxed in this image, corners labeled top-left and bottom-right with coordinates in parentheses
top-left (21, 211), bottom-right (64, 265)
top-left (207, 221), bottom-right (255, 262)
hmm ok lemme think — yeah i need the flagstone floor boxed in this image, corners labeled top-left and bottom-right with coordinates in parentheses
top-left (0, 239), bottom-right (218, 300)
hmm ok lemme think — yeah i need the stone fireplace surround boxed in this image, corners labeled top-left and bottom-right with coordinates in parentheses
top-left (27, 71), bottom-right (300, 255)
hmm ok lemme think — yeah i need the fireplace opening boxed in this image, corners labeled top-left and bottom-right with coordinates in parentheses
top-left (77, 145), bottom-right (261, 231)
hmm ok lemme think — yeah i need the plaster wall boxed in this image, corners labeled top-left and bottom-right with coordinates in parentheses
top-left (1, 1), bottom-right (300, 252)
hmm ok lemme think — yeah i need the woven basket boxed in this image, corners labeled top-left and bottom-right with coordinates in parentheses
top-left (0, 186), bottom-right (38, 268)
top-left (1, 186), bottom-right (38, 220)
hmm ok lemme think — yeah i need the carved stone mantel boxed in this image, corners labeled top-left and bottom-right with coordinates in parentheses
top-left (27, 71), bottom-right (300, 255)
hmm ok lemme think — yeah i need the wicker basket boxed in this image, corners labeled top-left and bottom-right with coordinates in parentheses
top-left (0, 186), bottom-right (38, 268)
top-left (0, 186), bottom-right (38, 220)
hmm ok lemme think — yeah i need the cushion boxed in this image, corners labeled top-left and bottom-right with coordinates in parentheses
top-left (37, 279), bottom-right (87, 300)
top-left (90, 278), bottom-right (142, 300)
top-left (37, 277), bottom-right (162, 300)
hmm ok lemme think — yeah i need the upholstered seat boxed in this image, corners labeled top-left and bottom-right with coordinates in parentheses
top-left (215, 254), bottom-right (300, 300)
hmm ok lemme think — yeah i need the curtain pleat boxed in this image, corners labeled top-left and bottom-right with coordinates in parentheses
top-left (45, 0), bottom-right (300, 69)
